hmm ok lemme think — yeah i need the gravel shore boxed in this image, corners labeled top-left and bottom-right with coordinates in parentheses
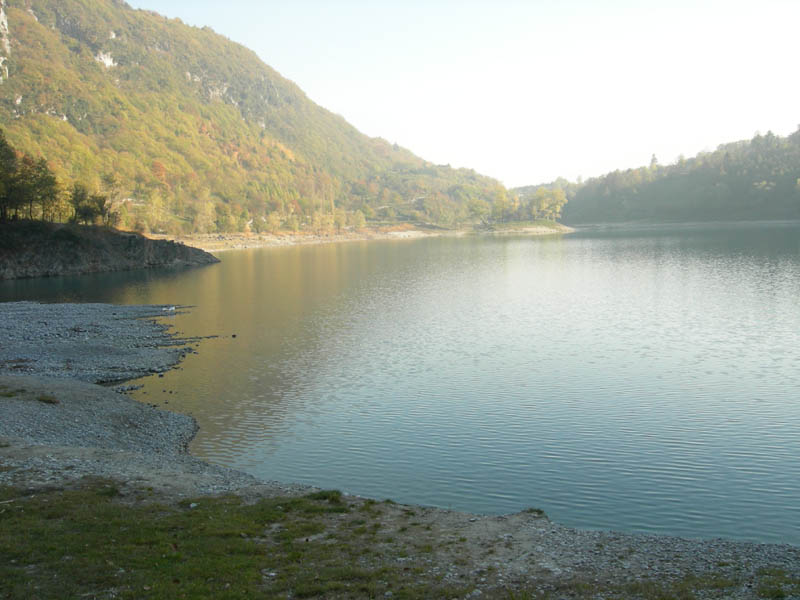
top-left (0, 302), bottom-right (195, 383)
top-left (0, 301), bottom-right (306, 498)
top-left (1, 301), bottom-right (799, 599)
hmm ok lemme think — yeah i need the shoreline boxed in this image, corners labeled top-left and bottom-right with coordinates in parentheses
top-left (149, 222), bottom-right (575, 253)
top-left (563, 218), bottom-right (800, 232)
top-left (0, 221), bottom-right (219, 281)
top-left (1, 301), bottom-right (799, 598)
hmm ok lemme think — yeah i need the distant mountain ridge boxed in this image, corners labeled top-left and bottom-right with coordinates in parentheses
top-left (515, 129), bottom-right (800, 225)
top-left (0, 0), bottom-right (507, 233)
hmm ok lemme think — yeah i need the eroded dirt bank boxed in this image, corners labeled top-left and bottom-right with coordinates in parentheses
top-left (0, 221), bottom-right (219, 280)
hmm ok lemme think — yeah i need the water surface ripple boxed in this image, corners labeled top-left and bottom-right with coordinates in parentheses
top-left (2, 223), bottom-right (799, 544)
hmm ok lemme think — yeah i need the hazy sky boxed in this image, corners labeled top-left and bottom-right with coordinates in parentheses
top-left (127, 0), bottom-right (799, 187)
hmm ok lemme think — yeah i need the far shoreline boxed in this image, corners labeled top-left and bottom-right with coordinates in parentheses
top-left (563, 218), bottom-right (800, 232)
top-left (148, 221), bottom-right (575, 253)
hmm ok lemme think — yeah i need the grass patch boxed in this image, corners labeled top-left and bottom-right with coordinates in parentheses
top-left (0, 387), bottom-right (26, 398)
top-left (0, 480), bottom-right (790, 600)
top-left (359, 498), bottom-right (383, 517)
top-left (95, 483), bottom-right (120, 498)
top-left (757, 585), bottom-right (787, 599)
top-left (755, 566), bottom-right (800, 599)
top-left (523, 507), bottom-right (546, 517)
top-left (0, 482), bottom-right (468, 600)
top-left (36, 394), bottom-right (59, 405)
top-left (0, 385), bottom-right (59, 404)
top-left (305, 489), bottom-right (343, 503)
top-left (757, 567), bottom-right (794, 581)
top-left (536, 571), bottom-right (741, 600)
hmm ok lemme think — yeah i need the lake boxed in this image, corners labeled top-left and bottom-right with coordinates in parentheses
top-left (2, 223), bottom-right (799, 545)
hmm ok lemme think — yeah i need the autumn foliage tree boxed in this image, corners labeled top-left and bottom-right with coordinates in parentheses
top-left (559, 127), bottom-right (800, 224)
top-left (0, 130), bottom-right (60, 223)
top-left (0, 0), bottom-right (516, 233)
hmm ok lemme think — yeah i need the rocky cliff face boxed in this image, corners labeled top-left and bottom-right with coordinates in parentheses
top-left (0, 221), bottom-right (219, 279)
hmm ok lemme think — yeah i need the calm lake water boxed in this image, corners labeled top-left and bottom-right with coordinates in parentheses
top-left (3, 223), bottom-right (800, 545)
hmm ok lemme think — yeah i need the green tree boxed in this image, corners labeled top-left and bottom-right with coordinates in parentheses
top-left (491, 189), bottom-right (512, 223)
top-left (334, 207), bottom-right (347, 233)
top-left (90, 193), bottom-right (110, 226)
top-left (467, 197), bottom-right (490, 223)
top-left (349, 210), bottom-right (366, 229)
top-left (70, 183), bottom-right (91, 224)
top-left (0, 3), bottom-right (513, 231)
top-left (101, 173), bottom-right (120, 199)
top-left (0, 130), bottom-right (19, 221)
top-left (191, 201), bottom-right (216, 233)
top-left (215, 203), bottom-right (234, 232)
top-left (32, 159), bottom-right (59, 221)
top-left (11, 156), bottom-right (36, 220)
top-left (561, 126), bottom-right (800, 223)
top-left (266, 211), bottom-right (282, 233)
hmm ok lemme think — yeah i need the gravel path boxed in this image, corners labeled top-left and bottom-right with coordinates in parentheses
top-left (1, 301), bottom-right (799, 599)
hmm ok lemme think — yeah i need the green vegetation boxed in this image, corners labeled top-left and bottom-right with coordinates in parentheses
top-left (0, 478), bottom-right (793, 599)
top-left (0, 384), bottom-right (27, 397)
top-left (0, 0), bottom-right (540, 234)
top-left (526, 129), bottom-right (800, 225)
top-left (616, 573), bottom-right (736, 599)
top-left (0, 481), bottom-right (471, 599)
top-left (0, 129), bottom-right (58, 221)
top-left (0, 218), bottom-right (218, 280)
top-left (504, 186), bottom-right (569, 223)
top-left (0, 383), bottom-right (56, 404)
top-left (35, 393), bottom-right (59, 404)
top-left (0, 128), bottom-right (116, 225)
top-left (0, 219), bottom-right (102, 252)
top-left (755, 567), bottom-right (800, 599)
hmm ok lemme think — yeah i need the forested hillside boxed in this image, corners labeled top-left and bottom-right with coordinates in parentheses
top-left (0, 0), bottom-right (508, 233)
top-left (557, 129), bottom-right (800, 224)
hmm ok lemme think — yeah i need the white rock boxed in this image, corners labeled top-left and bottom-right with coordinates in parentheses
top-left (95, 52), bottom-right (117, 68)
